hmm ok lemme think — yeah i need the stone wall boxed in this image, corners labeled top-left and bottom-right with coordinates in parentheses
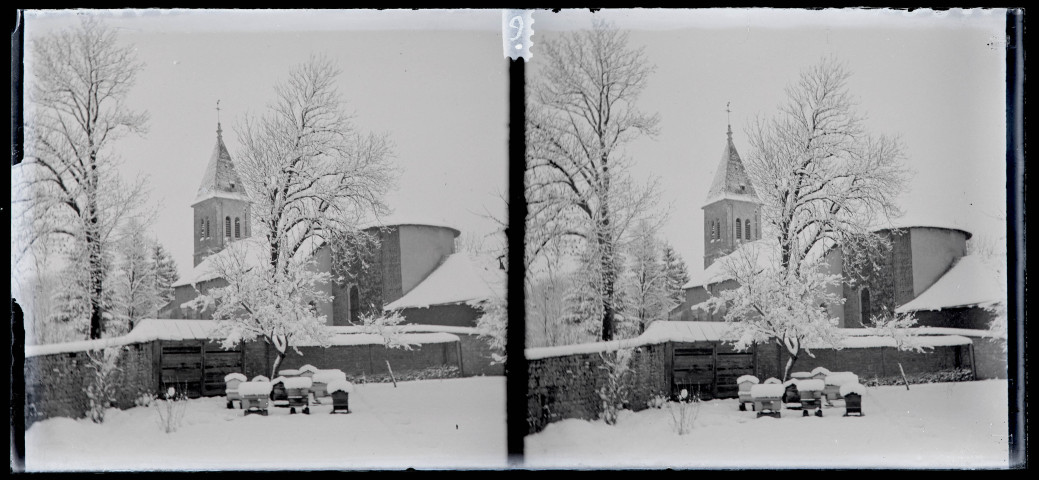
top-left (242, 339), bottom-right (482, 379)
top-left (756, 341), bottom-right (974, 380)
top-left (526, 344), bottom-right (667, 434)
top-left (972, 337), bottom-right (1008, 380)
top-left (24, 342), bottom-right (160, 428)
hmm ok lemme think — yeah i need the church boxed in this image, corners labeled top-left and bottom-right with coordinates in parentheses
top-left (158, 123), bottom-right (503, 327)
top-left (668, 124), bottom-right (1005, 331)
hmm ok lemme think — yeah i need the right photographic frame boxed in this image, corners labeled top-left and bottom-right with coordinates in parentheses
top-left (520, 8), bottom-right (1019, 469)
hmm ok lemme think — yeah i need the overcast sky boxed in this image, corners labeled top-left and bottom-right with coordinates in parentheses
top-left (17, 8), bottom-right (1008, 282)
top-left (531, 8), bottom-right (1008, 276)
top-left (20, 9), bottom-right (508, 279)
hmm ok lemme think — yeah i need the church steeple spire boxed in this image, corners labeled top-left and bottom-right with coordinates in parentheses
top-left (192, 102), bottom-right (251, 266)
top-left (702, 110), bottom-right (762, 269)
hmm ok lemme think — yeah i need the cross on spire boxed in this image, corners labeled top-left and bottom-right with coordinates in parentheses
top-left (216, 100), bottom-right (222, 137)
top-left (726, 101), bottom-right (732, 138)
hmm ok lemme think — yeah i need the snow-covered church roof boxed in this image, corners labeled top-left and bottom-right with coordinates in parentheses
top-left (683, 238), bottom-right (835, 290)
top-left (192, 124), bottom-right (250, 206)
top-left (896, 254), bottom-right (1005, 313)
top-left (704, 128), bottom-right (760, 205)
top-left (173, 236), bottom-right (324, 287)
top-left (384, 253), bottom-right (504, 310)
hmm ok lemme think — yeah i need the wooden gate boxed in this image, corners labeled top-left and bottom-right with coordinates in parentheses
top-left (669, 341), bottom-right (756, 400)
top-left (160, 340), bottom-right (243, 398)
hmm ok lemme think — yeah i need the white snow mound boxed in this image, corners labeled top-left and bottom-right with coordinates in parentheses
top-left (312, 369), bottom-right (347, 384)
top-left (825, 372), bottom-right (859, 386)
top-left (750, 384), bottom-right (786, 399)
top-left (796, 379), bottom-right (825, 392)
top-left (224, 373), bottom-right (247, 383)
top-left (736, 375), bottom-right (760, 385)
top-left (327, 380), bottom-right (355, 394)
top-left (280, 377), bottom-right (313, 390)
top-left (839, 382), bottom-right (867, 397)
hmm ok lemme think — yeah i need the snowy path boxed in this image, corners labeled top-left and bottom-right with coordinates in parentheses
top-left (24, 377), bottom-right (506, 471)
top-left (525, 380), bottom-right (1010, 469)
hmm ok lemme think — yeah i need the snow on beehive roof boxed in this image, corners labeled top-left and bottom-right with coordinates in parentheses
top-left (825, 372), bottom-right (859, 386)
top-left (750, 384), bottom-right (786, 399)
top-left (839, 382), bottom-right (867, 397)
top-left (312, 369), bottom-right (347, 384)
top-left (796, 379), bottom-right (825, 391)
top-left (327, 380), bottom-right (354, 394)
top-left (737, 375), bottom-right (760, 385)
top-left (237, 381), bottom-right (273, 396)
top-left (224, 373), bottom-right (247, 383)
top-left (383, 253), bottom-right (504, 310)
top-left (896, 254), bottom-right (1005, 313)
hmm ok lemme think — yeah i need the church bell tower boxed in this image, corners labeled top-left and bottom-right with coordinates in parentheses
top-left (702, 113), bottom-right (762, 269)
top-left (192, 112), bottom-right (251, 267)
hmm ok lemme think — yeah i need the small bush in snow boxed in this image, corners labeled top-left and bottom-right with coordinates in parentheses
top-left (667, 388), bottom-right (701, 436)
top-left (153, 387), bottom-right (188, 434)
top-left (85, 347), bottom-right (121, 424)
top-left (135, 392), bottom-right (156, 408)
top-left (357, 365), bottom-right (460, 384)
top-left (597, 348), bottom-right (634, 426)
top-left (647, 393), bottom-right (668, 409)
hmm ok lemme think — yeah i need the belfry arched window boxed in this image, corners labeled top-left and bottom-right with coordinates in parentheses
top-left (205, 219), bottom-right (211, 239)
top-left (736, 219), bottom-right (742, 240)
top-left (225, 217), bottom-right (231, 238)
top-left (200, 219), bottom-right (206, 239)
top-left (745, 219), bottom-right (751, 240)
top-left (235, 217), bottom-right (241, 238)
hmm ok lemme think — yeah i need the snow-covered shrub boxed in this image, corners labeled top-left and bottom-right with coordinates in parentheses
top-left (667, 388), bottom-right (701, 435)
top-left (135, 392), bottom-right (156, 408)
top-left (863, 312), bottom-right (923, 352)
top-left (153, 386), bottom-right (188, 434)
top-left (360, 310), bottom-right (417, 350)
top-left (474, 293), bottom-right (507, 364)
top-left (85, 347), bottom-right (121, 424)
top-left (862, 368), bottom-right (973, 387)
top-left (647, 393), bottom-right (668, 410)
top-left (597, 348), bottom-right (634, 426)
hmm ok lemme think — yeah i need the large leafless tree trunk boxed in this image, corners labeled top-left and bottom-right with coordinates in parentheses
top-left (18, 17), bottom-right (150, 339)
top-left (525, 20), bottom-right (661, 341)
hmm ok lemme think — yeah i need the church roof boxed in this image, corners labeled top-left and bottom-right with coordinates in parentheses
top-left (383, 253), bottom-right (504, 310)
top-left (192, 124), bottom-right (250, 206)
top-left (895, 254), bottom-right (1005, 313)
top-left (704, 128), bottom-right (760, 205)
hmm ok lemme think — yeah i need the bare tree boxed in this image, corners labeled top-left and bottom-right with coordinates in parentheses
top-left (195, 55), bottom-right (396, 376)
top-left (746, 56), bottom-right (910, 276)
top-left (708, 56), bottom-right (913, 377)
top-left (18, 17), bottom-right (150, 339)
top-left (622, 221), bottom-right (674, 336)
top-left (525, 19), bottom-right (662, 341)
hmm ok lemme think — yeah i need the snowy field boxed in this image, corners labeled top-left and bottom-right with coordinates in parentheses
top-left (24, 377), bottom-right (506, 471)
top-left (526, 380), bottom-right (1010, 469)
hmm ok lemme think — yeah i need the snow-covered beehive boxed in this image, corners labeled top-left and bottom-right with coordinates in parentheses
top-left (224, 373), bottom-right (247, 383)
top-left (251, 375), bottom-right (270, 383)
top-left (824, 372), bottom-right (859, 386)
top-left (750, 383), bottom-right (786, 399)
top-left (281, 377), bottom-right (313, 390)
top-left (796, 379), bottom-right (825, 393)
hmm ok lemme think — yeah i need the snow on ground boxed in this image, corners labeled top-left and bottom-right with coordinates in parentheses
top-left (526, 380), bottom-right (1009, 469)
top-left (25, 376), bottom-right (506, 471)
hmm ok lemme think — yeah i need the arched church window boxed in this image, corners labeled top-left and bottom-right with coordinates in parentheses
top-left (225, 217), bottom-right (231, 238)
top-left (200, 219), bottom-right (205, 239)
top-left (745, 219), bottom-right (751, 240)
top-left (349, 285), bottom-right (360, 323)
top-left (235, 217), bottom-right (241, 238)
top-left (736, 219), bottom-right (742, 240)
top-left (860, 288), bottom-right (871, 325)
top-left (205, 219), bottom-right (210, 239)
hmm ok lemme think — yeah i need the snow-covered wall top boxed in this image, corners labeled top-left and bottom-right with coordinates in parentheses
top-left (383, 253), bottom-right (504, 310)
top-left (525, 321), bottom-right (976, 361)
top-left (895, 255), bottom-right (1005, 313)
top-left (325, 324), bottom-right (482, 336)
top-left (25, 320), bottom-right (463, 357)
